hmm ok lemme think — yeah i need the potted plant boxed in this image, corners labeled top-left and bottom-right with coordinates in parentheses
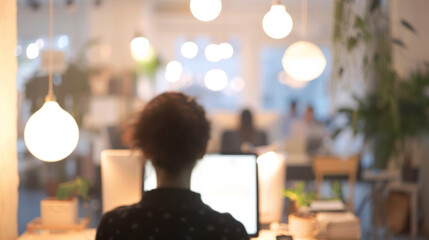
top-left (40, 177), bottom-right (91, 226)
top-left (283, 183), bottom-right (318, 238)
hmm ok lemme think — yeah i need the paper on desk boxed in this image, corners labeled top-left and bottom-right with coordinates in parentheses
top-left (310, 200), bottom-right (345, 211)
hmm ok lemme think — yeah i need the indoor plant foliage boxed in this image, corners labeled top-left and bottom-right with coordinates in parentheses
top-left (56, 176), bottom-right (91, 202)
top-left (41, 177), bottom-right (91, 226)
top-left (333, 68), bottom-right (429, 169)
top-left (283, 182), bottom-right (315, 212)
top-left (332, 0), bottom-right (427, 169)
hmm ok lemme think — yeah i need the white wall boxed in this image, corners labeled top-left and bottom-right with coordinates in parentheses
top-left (0, 0), bottom-right (19, 239)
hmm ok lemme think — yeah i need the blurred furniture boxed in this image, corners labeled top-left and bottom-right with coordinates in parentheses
top-left (257, 152), bottom-right (287, 223)
top-left (313, 155), bottom-right (359, 211)
top-left (18, 229), bottom-right (96, 240)
top-left (207, 111), bottom-right (281, 153)
top-left (221, 130), bottom-right (267, 154)
top-left (100, 150), bottom-right (143, 213)
top-left (385, 182), bottom-right (419, 237)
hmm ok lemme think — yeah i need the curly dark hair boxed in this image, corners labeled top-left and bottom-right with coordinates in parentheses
top-left (132, 92), bottom-right (210, 175)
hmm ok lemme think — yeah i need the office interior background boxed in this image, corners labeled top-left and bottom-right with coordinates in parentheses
top-left (1, 0), bottom-right (429, 239)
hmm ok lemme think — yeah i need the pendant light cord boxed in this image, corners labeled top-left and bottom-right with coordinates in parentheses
top-left (302, 0), bottom-right (308, 39)
top-left (46, 0), bottom-right (55, 101)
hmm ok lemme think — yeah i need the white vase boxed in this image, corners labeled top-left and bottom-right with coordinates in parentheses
top-left (288, 212), bottom-right (319, 238)
top-left (40, 197), bottom-right (78, 226)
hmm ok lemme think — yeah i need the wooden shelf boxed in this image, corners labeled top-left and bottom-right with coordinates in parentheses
top-left (27, 217), bottom-right (89, 233)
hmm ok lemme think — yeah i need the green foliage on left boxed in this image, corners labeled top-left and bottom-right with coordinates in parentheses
top-left (282, 182), bottom-right (316, 208)
top-left (56, 176), bottom-right (91, 201)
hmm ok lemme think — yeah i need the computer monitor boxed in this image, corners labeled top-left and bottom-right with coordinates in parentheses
top-left (101, 150), bottom-right (259, 237)
top-left (144, 154), bottom-right (259, 236)
top-left (101, 150), bottom-right (143, 213)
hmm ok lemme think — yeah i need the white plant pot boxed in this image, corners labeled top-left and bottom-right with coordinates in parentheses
top-left (41, 197), bottom-right (78, 226)
top-left (288, 212), bottom-right (319, 238)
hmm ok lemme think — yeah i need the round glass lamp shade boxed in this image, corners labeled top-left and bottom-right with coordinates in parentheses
top-left (130, 37), bottom-right (151, 61)
top-left (262, 5), bottom-right (293, 39)
top-left (24, 101), bottom-right (79, 162)
top-left (181, 41), bottom-right (198, 59)
top-left (165, 60), bottom-right (183, 83)
top-left (204, 69), bottom-right (228, 91)
top-left (190, 0), bottom-right (222, 22)
top-left (282, 41), bottom-right (327, 82)
top-left (205, 44), bottom-right (221, 62)
top-left (219, 42), bottom-right (234, 59)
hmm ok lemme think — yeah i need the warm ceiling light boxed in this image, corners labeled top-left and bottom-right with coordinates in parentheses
top-left (165, 60), bottom-right (183, 83)
top-left (190, 0), bottom-right (222, 22)
top-left (24, 101), bottom-right (79, 162)
top-left (219, 42), bottom-right (234, 59)
top-left (262, 4), bottom-right (293, 39)
top-left (26, 43), bottom-right (40, 59)
top-left (205, 44), bottom-right (221, 62)
top-left (24, 0), bottom-right (79, 162)
top-left (181, 41), bottom-right (198, 59)
top-left (130, 37), bottom-right (151, 61)
top-left (204, 69), bottom-right (228, 91)
top-left (282, 41), bottom-right (326, 82)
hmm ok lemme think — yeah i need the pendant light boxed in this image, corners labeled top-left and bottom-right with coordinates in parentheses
top-left (181, 41), bottom-right (199, 59)
top-left (262, 0), bottom-right (293, 39)
top-left (190, 0), bottom-right (222, 22)
top-left (130, 36), bottom-right (153, 62)
top-left (24, 0), bottom-right (79, 162)
top-left (282, 0), bottom-right (326, 82)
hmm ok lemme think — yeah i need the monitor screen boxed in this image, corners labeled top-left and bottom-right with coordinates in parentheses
top-left (144, 154), bottom-right (259, 236)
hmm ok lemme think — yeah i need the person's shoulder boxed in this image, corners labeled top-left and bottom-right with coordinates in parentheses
top-left (98, 202), bottom-right (144, 226)
top-left (202, 207), bottom-right (249, 236)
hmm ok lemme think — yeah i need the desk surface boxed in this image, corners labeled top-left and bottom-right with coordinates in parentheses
top-left (19, 229), bottom-right (360, 240)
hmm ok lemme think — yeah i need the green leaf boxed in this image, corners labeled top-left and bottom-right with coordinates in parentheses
top-left (331, 128), bottom-right (343, 139)
top-left (347, 37), bottom-right (358, 51)
top-left (401, 19), bottom-right (417, 35)
top-left (392, 38), bottom-right (407, 49)
top-left (370, 0), bottom-right (381, 13)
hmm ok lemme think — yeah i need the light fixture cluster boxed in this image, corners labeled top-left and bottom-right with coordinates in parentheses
top-left (17, 35), bottom-right (69, 60)
top-left (164, 40), bottom-right (235, 92)
top-left (262, 0), bottom-right (327, 85)
top-left (205, 42), bottom-right (233, 62)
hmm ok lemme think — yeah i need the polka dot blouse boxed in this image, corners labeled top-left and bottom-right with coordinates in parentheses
top-left (96, 188), bottom-right (250, 240)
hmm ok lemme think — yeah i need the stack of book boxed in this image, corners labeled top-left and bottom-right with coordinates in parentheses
top-left (316, 212), bottom-right (361, 239)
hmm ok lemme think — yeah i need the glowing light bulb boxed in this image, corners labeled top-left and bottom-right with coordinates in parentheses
top-left (57, 35), bottom-right (69, 49)
top-left (205, 44), bottom-right (221, 62)
top-left (165, 60), bottom-right (183, 83)
top-left (262, 5), bottom-right (293, 39)
top-left (219, 42), bottom-right (234, 59)
top-left (204, 69), bottom-right (228, 91)
top-left (190, 0), bottom-right (222, 22)
top-left (24, 101), bottom-right (79, 162)
top-left (181, 41), bottom-right (198, 59)
top-left (26, 43), bottom-right (40, 59)
top-left (130, 37), bottom-right (151, 61)
top-left (282, 41), bottom-right (326, 81)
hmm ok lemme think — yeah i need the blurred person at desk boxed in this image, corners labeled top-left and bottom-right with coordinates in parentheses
top-left (96, 92), bottom-right (248, 240)
top-left (285, 106), bottom-right (325, 164)
top-left (221, 109), bottom-right (267, 154)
